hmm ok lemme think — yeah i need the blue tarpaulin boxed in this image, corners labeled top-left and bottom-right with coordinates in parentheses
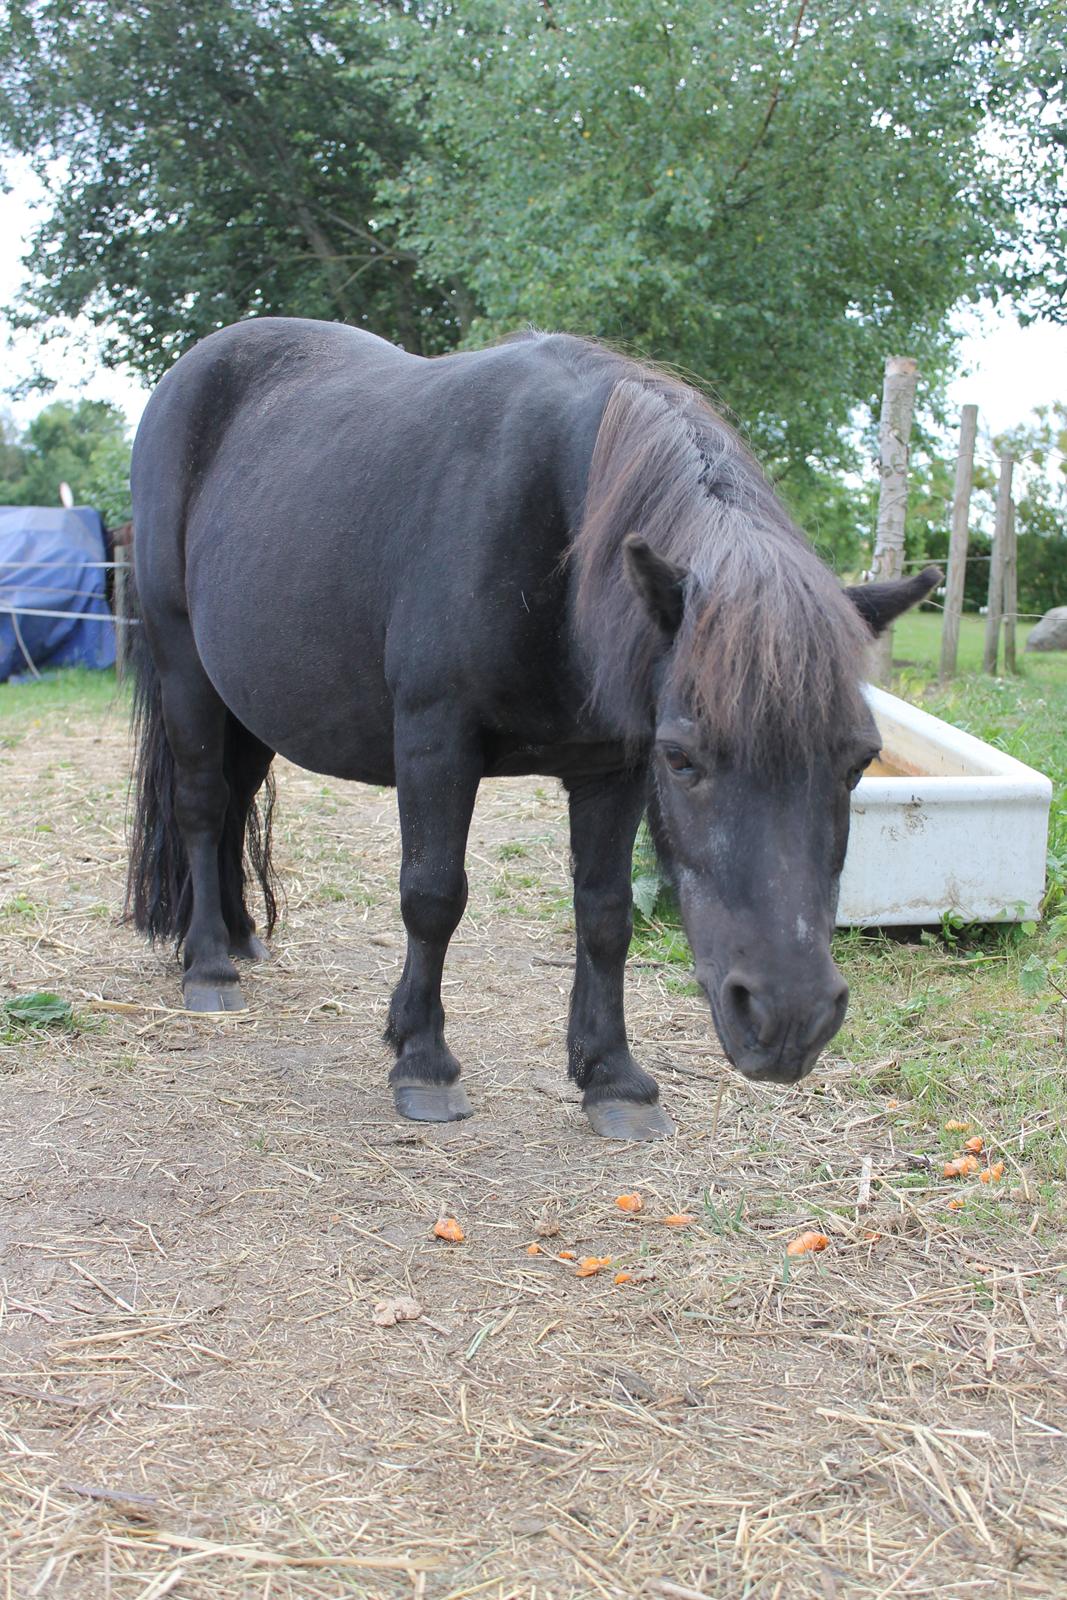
top-left (0, 506), bottom-right (116, 683)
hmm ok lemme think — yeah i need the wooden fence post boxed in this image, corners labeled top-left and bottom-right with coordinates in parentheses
top-left (870, 356), bottom-right (919, 684)
top-left (1003, 497), bottom-right (1018, 675)
top-left (982, 454), bottom-right (1014, 675)
top-left (938, 403), bottom-right (978, 681)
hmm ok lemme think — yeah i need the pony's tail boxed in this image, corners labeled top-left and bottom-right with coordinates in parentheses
top-left (125, 589), bottom-right (281, 947)
top-left (125, 600), bottom-right (191, 943)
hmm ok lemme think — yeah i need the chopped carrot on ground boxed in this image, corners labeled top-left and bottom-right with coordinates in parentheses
top-left (433, 1217), bottom-right (464, 1243)
top-left (576, 1255), bottom-right (613, 1278)
top-left (614, 1193), bottom-right (643, 1213)
top-left (614, 1271), bottom-right (634, 1285)
top-left (980, 1160), bottom-right (1006, 1183)
top-left (944, 1120), bottom-right (972, 1132)
top-left (662, 1213), bottom-right (695, 1227)
top-left (943, 1154), bottom-right (980, 1179)
top-left (963, 1135), bottom-right (984, 1154)
top-left (947, 1198), bottom-right (965, 1211)
top-left (525, 1242), bottom-right (542, 1255)
top-left (786, 1231), bottom-right (830, 1256)
top-left (557, 1250), bottom-right (577, 1261)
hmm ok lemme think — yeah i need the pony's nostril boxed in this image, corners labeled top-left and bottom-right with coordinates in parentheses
top-left (798, 974), bottom-right (850, 1052)
top-left (823, 975), bottom-right (850, 1036)
top-left (723, 978), bottom-right (775, 1046)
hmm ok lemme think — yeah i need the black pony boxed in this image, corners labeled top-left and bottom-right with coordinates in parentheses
top-left (127, 320), bottom-right (937, 1139)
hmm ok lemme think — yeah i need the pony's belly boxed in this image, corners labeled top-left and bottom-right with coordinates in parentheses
top-left (270, 729), bottom-right (396, 786)
top-left (193, 614), bottom-right (396, 784)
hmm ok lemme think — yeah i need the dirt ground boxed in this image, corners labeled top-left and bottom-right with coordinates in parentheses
top-left (1, 696), bottom-right (1065, 1600)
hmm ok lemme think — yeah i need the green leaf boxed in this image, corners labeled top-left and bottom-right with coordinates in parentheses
top-left (631, 872), bottom-right (664, 923)
top-left (4, 992), bottom-right (74, 1026)
top-left (1019, 956), bottom-right (1049, 997)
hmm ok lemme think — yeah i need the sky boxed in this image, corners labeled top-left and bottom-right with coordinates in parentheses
top-left (2, 154), bottom-right (1066, 447)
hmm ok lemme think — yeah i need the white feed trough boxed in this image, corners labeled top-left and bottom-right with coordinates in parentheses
top-left (838, 685), bottom-right (1052, 926)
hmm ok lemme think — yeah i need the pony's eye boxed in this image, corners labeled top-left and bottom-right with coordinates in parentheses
top-left (663, 746), bottom-right (695, 776)
top-left (847, 761), bottom-right (870, 790)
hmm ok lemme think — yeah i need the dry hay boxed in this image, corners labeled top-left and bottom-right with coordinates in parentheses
top-left (0, 693), bottom-right (1065, 1600)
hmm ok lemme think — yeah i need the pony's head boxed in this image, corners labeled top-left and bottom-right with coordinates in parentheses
top-left (574, 370), bottom-right (939, 1083)
top-left (625, 533), bottom-right (938, 1081)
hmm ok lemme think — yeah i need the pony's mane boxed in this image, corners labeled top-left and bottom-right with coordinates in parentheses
top-left (558, 340), bottom-right (871, 769)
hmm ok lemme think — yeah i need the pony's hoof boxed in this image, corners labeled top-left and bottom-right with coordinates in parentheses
top-left (585, 1099), bottom-right (676, 1141)
top-left (393, 1081), bottom-right (473, 1123)
top-left (183, 981), bottom-right (247, 1014)
top-left (230, 933), bottom-right (270, 962)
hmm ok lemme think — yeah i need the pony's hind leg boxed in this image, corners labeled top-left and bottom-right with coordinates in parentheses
top-left (567, 773), bottom-right (675, 1140)
top-left (386, 710), bottom-right (480, 1122)
top-left (158, 650), bottom-right (245, 1012)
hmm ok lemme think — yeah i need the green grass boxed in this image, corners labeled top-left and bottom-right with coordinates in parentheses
top-left (888, 609), bottom-right (1044, 676)
top-left (0, 666), bottom-right (128, 733)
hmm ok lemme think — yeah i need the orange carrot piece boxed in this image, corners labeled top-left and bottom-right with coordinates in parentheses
top-left (576, 1255), bottom-right (613, 1278)
top-left (614, 1193), bottom-right (644, 1213)
top-left (433, 1217), bottom-right (464, 1243)
top-left (786, 1231), bottom-right (830, 1257)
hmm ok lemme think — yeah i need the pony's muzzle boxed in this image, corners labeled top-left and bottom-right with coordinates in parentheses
top-left (714, 968), bottom-right (849, 1084)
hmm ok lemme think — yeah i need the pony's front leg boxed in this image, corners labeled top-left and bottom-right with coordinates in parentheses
top-left (567, 773), bottom-right (675, 1140)
top-left (386, 712), bottom-right (481, 1123)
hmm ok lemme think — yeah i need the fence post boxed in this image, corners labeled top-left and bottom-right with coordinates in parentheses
top-left (1003, 497), bottom-right (1018, 674)
top-left (938, 403), bottom-right (978, 681)
top-left (982, 454), bottom-right (1014, 675)
top-left (113, 560), bottom-right (129, 682)
top-left (870, 355), bottom-right (919, 684)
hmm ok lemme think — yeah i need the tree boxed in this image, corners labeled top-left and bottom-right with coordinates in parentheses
top-left (1, 0), bottom-right (1062, 516)
top-left (0, 0), bottom-right (464, 382)
top-left (994, 3), bottom-right (1067, 323)
top-left (0, 400), bottom-right (132, 523)
top-left (378, 0), bottom-right (1054, 473)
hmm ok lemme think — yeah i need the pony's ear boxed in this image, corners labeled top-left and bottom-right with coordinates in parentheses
top-left (845, 565), bottom-right (942, 637)
top-left (623, 535), bottom-right (688, 636)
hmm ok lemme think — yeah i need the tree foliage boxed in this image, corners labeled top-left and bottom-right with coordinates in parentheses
top-left (0, 399), bottom-right (131, 524)
top-left (0, 0), bottom-right (464, 381)
top-left (997, 1), bottom-right (1067, 323)
top-left (0, 0), bottom-right (1063, 516)
top-left (378, 0), bottom-right (1051, 471)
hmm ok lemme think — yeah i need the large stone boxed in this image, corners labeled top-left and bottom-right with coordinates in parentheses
top-left (1025, 606), bottom-right (1067, 652)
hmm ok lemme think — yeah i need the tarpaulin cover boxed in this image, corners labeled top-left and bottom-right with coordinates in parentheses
top-left (0, 506), bottom-right (116, 683)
